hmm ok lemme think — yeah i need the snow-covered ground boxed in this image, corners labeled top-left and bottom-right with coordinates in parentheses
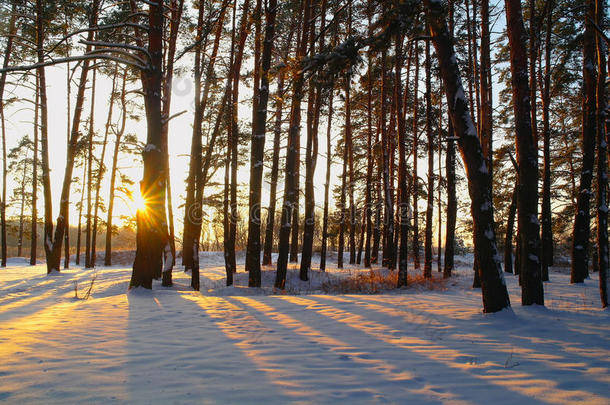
top-left (0, 253), bottom-right (609, 404)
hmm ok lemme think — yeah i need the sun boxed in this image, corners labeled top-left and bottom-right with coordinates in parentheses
top-left (132, 190), bottom-right (147, 213)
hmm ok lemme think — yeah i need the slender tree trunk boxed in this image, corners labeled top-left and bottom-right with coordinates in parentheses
top-left (411, 45), bottom-right (420, 269)
top-left (505, 0), bottom-right (544, 305)
top-left (424, 37), bottom-right (434, 279)
top-left (363, 8), bottom-right (374, 269)
top-left (85, 68), bottom-right (96, 269)
top-left (183, 0), bottom-right (228, 274)
top-left (183, 1), bottom-right (206, 286)
top-left (300, 0), bottom-right (324, 280)
top-left (275, 0), bottom-right (311, 289)
top-left (0, 0), bottom-right (17, 267)
top-left (246, 0), bottom-right (277, 286)
top-left (37, 0), bottom-right (54, 273)
top-left (39, 0), bottom-right (100, 273)
top-left (338, 118), bottom-right (347, 268)
top-left (437, 95), bottom-right (443, 272)
top-left (425, 0), bottom-right (511, 313)
top-left (161, 0), bottom-right (185, 282)
top-left (397, 36), bottom-right (411, 287)
top-left (262, 67), bottom-right (286, 266)
top-left (595, 0), bottom-right (608, 308)
top-left (76, 159), bottom-right (86, 266)
top-left (105, 71), bottom-right (127, 267)
top-left (540, 0), bottom-right (554, 281)
top-left (17, 149), bottom-right (27, 257)
top-left (571, 0), bottom-right (597, 284)
top-left (505, 181), bottom-right (518, 273)
top-left (320, 92), bottom-right (333, 271)
top-left (443, 0), bottom-right (456, 279)
top-left (91, 69), bottom-right (116, 267)
top-left (30, 75), bottom-right (39, 266)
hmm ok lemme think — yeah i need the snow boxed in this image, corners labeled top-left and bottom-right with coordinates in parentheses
top-left (0, 253), bottom-right (609, 404)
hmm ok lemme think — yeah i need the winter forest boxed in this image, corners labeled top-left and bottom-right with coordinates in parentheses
top-left (0, 0), bottom-right (609, 403)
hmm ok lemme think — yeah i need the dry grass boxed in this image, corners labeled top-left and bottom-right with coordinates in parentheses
top-left (320, 270), bottom-right (447, 294)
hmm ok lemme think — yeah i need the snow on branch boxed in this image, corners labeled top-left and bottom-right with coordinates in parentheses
top-left (80, 39), bottom-right (152, 63)
top-left (0, 54), bottom-right (148, 74)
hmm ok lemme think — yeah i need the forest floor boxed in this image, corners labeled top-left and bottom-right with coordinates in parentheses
top-left (0, 252), bottom-right (609, 404)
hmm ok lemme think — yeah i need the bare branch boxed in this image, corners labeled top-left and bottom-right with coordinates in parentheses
top-left (161, 110), bottom-right (187, 125)
top-left (86, 49), bottom-right (148, 67)
top-left (44, 22), bottom-right (151, 58)
top-left (0, 54), bottom-right (148, 74)
top-left (80, 39), bottom-right (152, 62)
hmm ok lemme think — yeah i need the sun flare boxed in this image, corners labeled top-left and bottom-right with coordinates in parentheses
top-left (132, 190), bottom-right (147, 213)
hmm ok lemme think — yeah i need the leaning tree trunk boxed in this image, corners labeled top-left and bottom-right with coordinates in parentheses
top-left (504, 181), bottom-right (518, 274)
top-left (571, 0), bottom-right (597, 284)
top-left (246, 0), bottom-right (277, 286)
top-left (425, 0), bottom-right (511, 313)
top-left (505, 0), bottom-right (544, 305)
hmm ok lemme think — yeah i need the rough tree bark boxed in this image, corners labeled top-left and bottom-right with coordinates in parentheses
top-left (275, 0), bottom-right (311, 289)
top-left (246, 0), bottom-right (277, 286)
top-left (425, 0), bottom-right (511, 313)
top-left (424, 36), bottom-right (434, 279)
top-left (505, 0), bottom-right (544, 305)
top-left (571, 0), bottom-right (597, 284)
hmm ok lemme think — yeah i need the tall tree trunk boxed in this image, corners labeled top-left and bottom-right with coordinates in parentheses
top-left (275, 0), bottom-right (311, 289)
top-left (183, 1), bottom-right (206, 286)
top-left (300, 0), bottom-right (324, 280)
top-left (36, 0), bottom-right (54, 273)
top-left (262, 66), bottom-right (286, 266)
top-left (505, 0), bottom-right (544, 305)
top-left (425, 0), bottom-right (511, 313)
top-left (424, 36), bottom-right (434, 279)
top-left (91, 69), bottom-right (117, 267)
top-left (320, 92), bottom-right (334, 271)
top-left (540, 0), bottom-right (554, 281)
top-left (17, 152), bottom-right (27, 257)
top-left (85, 68), bottom-right (96, 269)
top-left (363, 7), bottom-right (374, 269)
top-left (38, 0), bottom-right (100, 273)
top-left (246, 0), bottom-right (277, 286)
top-left (411, 45), bottom-right (420, 269)
top-left (130, 1), bottom-right (169, 289)
top-left (183, 0), bottom-right (228, 274)
top-left (571, 0), bottom-right (597, 284)
top-left (105, 70), bottom-right (128, 267)
top-left (30, 75), bottom-right (39, 266)
top-left (76, 159), bottom-right (86, 265)
top-left (595, 0), bottom-right (608, 308)
top-left (161, 0), bottom-right (185, 283)
top-left (0, 0), bottom-right (17, 267)
top-left (443, 0), bottom-right (456, 279)
top-left (397, 36), bottom-right (411, 287)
